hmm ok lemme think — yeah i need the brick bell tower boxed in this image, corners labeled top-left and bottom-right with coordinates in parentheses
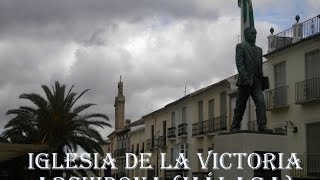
top-left (114, 76), bottom-right (125, 131)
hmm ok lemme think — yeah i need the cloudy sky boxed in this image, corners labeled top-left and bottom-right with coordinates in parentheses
top-left (0, 0), bottom-right (318, 138)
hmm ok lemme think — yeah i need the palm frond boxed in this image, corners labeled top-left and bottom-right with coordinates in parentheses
top-left (2, 81), bottom-right (110, 158)
top-left (72, 103), bottom-right (96, 114)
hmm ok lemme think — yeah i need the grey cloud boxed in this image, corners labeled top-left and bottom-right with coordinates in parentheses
top-left (0, 0), bottom-right (303, 45)
top-left (0, 0), bottom-right (221, 44)
top-left (63, 18), bottom-right (277, 126)
top-left (0, 0), bottom-right (311, 139)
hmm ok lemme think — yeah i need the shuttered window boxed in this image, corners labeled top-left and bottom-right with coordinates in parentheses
top-left (307, 123), bottom-right (320, 155)
top-left (171, 112), bottom-right (175, 127)
top-left (182, 107), bottom-right (187, 123)
top-left (274, 62), bottom-right (286, 88)
top-left (208, 99), bottom-right (215, 120)
top-left (306, 50), bottom-right (320, 79)
top-left (198, 101), bottom-right (203, 122)
top-left (220, 92), bottom-right (227, 116)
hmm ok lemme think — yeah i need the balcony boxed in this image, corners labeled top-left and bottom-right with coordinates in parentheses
top-left (268, 15), bottom-right (320, 53)
top-left (156, 135), bottom-right (166, 147)
top-left (296, 77), bottom-right (320, 104)
top-left (167, 127), bottom-right (176, 140)
top-left (192, 121), bottom-right (206, 137)
top-left (192, 116), bottom-right (227, 136)
top-left (114, 148), bottom-right (127, 157)
top-left (291, 154), bottom-right (320, 178)
top-left (207, 116), bottom-right (228, 135)
top-left (146, 136), bottom-right (166, 150)
top-left (178, 123), bottom-right (188, 137)
top-left (265, 86), bottom-right (289, 110)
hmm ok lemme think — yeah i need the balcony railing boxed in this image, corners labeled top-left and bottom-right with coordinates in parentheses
top-left (114, 148), bottom-right (127, 157)
top-left (271, 15), bottom-right (320, 51)
top-left (192, 116), bottom-right (227, 136)
top-left (155, 136), bottom-right (166, 147)
top-left (178, 123), bottom-right (188, 136)
top-left (272, 30), bottom-right (293, 50)
top-left (207, 116), bottom-right (227, 134)
top-left (296, 77), bottom-right (320, 104)
top-left (265, 86), bottom-right (289, 110)
top-left (192, 121), bottom-right (206, 136)
top-left (167, 127), bottom-right (176, 138)
top-left (146, 136), bottom-right (166, 150)
top-left (302, 15), bottom-right (320, 38)
top-left (291, 154), bottom-right (320, 178)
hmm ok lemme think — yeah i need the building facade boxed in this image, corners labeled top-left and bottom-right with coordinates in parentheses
top-left (138, 77), bottom-right (258, 180)
top-left (265, 15), bottom-right (320, 179)
top-left (106, 14), bottom-right (320, 180)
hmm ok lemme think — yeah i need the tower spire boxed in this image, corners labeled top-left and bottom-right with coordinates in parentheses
top-left (115, 77), bottom-right (125, 131)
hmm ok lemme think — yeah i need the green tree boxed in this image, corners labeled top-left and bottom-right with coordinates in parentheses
top-left (1, 81), bottom-right (111, 177)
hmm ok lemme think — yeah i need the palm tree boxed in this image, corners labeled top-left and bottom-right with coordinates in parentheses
top-left (2, 81), bottom-right (111, 177)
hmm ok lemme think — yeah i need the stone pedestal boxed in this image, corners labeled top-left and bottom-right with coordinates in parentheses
top-left (214, 131), bottom-right (289, 180)
top-left (292, 22), bottom-right (303, 43)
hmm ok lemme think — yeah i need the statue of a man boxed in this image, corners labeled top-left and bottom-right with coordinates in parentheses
top-left (231, 27), bottom-right (273, 133)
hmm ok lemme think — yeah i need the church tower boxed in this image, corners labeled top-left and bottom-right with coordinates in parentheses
top-left (114, 76), bottom-right (125, 131)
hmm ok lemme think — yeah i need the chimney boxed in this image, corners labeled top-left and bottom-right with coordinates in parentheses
top-left (125, 119), bottom-right (131, 128)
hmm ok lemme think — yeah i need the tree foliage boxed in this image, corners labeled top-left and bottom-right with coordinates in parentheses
top-left (2, 81), bottom-right (111, 155)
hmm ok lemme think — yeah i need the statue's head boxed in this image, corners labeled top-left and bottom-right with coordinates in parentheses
top-left (244, 27), bottom-right (257, 44)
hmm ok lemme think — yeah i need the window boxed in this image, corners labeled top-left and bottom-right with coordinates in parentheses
top-left (208, 99), bottom-right (215, 120)
top-left (307, 123), bottom-right (320, 155)
top-left (274, 62), bottom-right (286, 88)
top-left (182, 107), bottom-right (187, 123)
top-left (136, 144), bottom-right (139, 155)
top-left (198, 101), bottom-right (203, 122)
top-left (171, 112), bottom-right (176, 127)
top-left (230, 96), bottom-right (237, 122)
top-left (141, 142), bottom-right (144, 153)
top-left (306, 50), bottom-right (320, 80)
top-left (306, 123), bottom-right (320, 175)
top-left (163, 121), bottom-right (166, 146)
top-left (171, 144), bottom-right (179, 165)
top-left (220, 92), bottom-right (227, 116)
top-left (117, 136), bottom-right (127, 149)
top-left (171, 148), bottom-right (175, 165)
top-left (305, 50), bottom-right (320, 99)
top-left (198, 101), bottom-right (204, 133)
top-left (151, 125), bottom-right (154, 148)
top-left (208, 99), bottom-right (215, 132)
top-left (274, 62), bottom-right (287, 106)
top-left (180, 144), bottom-right (188, 159)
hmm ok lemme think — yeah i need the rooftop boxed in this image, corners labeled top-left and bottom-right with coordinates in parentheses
top-left (265, 14), bottom-right (320, 56)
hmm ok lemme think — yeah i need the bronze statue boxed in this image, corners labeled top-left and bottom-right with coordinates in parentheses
top-left (231, 27), bottom-right (273, 133)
